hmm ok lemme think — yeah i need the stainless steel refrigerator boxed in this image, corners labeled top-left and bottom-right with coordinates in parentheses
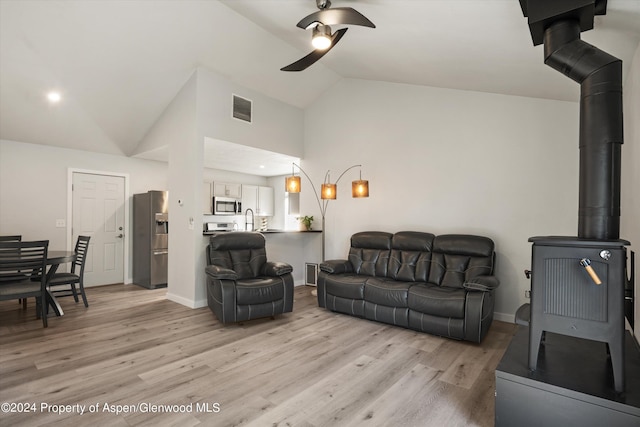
top-left (133, 190), bottom-right (168, 289)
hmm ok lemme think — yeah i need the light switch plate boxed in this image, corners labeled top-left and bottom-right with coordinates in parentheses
top-left (56, 219), bottom-right (66, 228)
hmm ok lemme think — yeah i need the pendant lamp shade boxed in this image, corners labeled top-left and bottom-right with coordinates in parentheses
top-left (352, 179), bottom-right (369, 198)
top-left (285, 175), bottom-right (301, 193)
top-left (321, 183), bottom-right (337, 199)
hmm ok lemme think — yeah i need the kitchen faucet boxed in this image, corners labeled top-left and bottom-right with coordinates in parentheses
top-left (245, 208), bottom-right (254, 231)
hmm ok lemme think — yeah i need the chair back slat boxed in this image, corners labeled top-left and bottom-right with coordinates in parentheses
top-left (0, 240), bottom-right (48, 282)
top-left (71, 236), bottom-right (90, 274)
top-left (0, 240), bottom-right (49, 274)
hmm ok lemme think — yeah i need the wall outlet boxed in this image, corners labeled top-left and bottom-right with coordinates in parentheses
top-left (525, 290), bottom-right (531, 299)
top-left (55, 219), bottom-right (66, 228)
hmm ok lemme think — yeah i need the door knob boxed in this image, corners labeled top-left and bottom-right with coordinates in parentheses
top-left (117, 234), bottom-right (124, 238)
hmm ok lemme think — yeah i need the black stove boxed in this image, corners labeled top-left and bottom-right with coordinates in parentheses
top-left (528, 236), bottom-right (630, 392)
top-left (519, 0), bottom-right (634, 393)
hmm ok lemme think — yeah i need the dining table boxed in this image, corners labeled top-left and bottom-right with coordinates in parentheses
top-left (45, 250), bottom-right (77, 316)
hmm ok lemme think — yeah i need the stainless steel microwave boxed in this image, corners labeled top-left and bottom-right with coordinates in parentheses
top-left (213, 196), bottom-right (241, 215)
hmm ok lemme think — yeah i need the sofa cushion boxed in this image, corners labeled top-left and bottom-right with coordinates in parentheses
top-left (364, 277), bottom-right (413, 307)
top-left (351, 231), bottom-right (393, 249)
top-left (388, 250), bottom-right (433, 282)
top-left (348, 232), bottom-right (392, 277)
top-left (208, 232), bottom-right (268, 280)
top-left (408, 311), bottom-right (464, 340)
top-left (407, 283), bottom-right (466, 319)
top-left (324, 274), bottom-right (366, 300)
top-left (428, 234), bottom-right (495, 289)
top-left (364, 302), bottom-right (409, 327)
top-left (349, 248), bottom-right (390, 277)
top-left (237, 300), bottom-right (284, 322)
top-left (236, 277), bottom-right (285, 305)
top-left (326, 295), bottom-right (365, 317)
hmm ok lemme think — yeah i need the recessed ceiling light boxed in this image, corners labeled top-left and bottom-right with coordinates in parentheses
top-left (47, 91), bottom-right (62, 103)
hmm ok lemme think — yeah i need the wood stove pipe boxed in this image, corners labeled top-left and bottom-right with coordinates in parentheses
top-left (542, 19), bottom-right (623, 240)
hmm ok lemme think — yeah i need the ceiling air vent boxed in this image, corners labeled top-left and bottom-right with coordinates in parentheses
top-left (232, 94), bottom-right (252, 123)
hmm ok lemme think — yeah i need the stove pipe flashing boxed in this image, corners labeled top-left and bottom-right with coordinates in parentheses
top-left (521, 1), bottom-right (623, 240)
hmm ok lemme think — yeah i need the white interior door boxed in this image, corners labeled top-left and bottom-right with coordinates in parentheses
top-left (72, 172), bottom-right (125, 286)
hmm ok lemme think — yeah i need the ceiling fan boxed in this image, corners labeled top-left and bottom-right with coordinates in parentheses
top-left (281, 0), bottom-right (376, 72)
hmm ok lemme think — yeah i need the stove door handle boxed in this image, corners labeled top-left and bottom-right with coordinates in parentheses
top-left (580, 258), bottom-right (602, 285)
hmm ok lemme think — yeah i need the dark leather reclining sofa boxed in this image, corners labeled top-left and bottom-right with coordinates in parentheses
top-left (317, 231), bottom-right (499, 343)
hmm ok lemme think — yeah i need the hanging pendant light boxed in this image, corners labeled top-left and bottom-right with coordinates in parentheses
top-left (285, 176), bottom-right (301, 193)
top-left (285, 165), bottom-right (301, 193)
top-left (321, 183), bottom-right (337, 199)
top-left (352, 172), bottom-right (369, 198)
top-left (321, 170), bottom-right (337, 199)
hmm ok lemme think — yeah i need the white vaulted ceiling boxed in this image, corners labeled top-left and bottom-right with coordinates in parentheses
top-left (1, 0), bottom-right (639, 165)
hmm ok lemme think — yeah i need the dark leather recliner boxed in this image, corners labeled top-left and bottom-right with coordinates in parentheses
top-left (317, 231), bottom-right (499, 343)
top-left (205, 232), bottom-right (294, 324)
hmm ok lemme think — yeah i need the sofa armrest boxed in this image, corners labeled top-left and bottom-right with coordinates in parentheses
top-left (262, 261), bottom-right (293, 277)
top-left (205, 265), bottom-right (238, 281)
top-left (463, 275), bottom-right (500, 292)
top-left (319, 259), bottom-right (353, 274)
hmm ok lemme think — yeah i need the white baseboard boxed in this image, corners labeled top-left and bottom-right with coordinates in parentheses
top-left (494, 311), bottom-right (515, 324)
top-left (166, 292), bottom-right (206, 309)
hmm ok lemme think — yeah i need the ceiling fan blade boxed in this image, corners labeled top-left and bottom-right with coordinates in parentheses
top-left (296, 7), bottom-right (375, 29)
top-left (281, 28), bottom-right (348, 72)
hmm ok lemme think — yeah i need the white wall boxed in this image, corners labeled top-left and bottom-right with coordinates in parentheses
top-left (196, 67), bottom-right (304, 159)
top-left (190, 68), bottom-right (305, 306)
top-left (137, 66), bottom-right (306, 308)
top-left (0, 138), bottom-right (294, 289)
top-left (0, 138), bottom-right (168, 280)
top-left (4, 66), bottom-right (632, 322)
top-left (1, 66), bottom-right (306, 310)
top-left (303, 78), bottom-right (581, 320)
top-left (621, 43), bottom-right (640, 343)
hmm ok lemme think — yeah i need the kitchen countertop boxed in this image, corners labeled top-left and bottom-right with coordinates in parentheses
top-left (203, 229), bottom-right (322, 235)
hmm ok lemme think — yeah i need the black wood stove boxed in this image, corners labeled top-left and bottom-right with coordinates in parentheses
top-left (528, 236), bottom-right (630, 392)
top-left (520, 0), bottom-right (634, 393)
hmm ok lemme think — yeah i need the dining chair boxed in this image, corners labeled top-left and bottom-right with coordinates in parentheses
top-left (0, 240), bottom-right (49, 327)
top-left (0, 235), bottom-right (30, 308)
top-left (48, 235), bottom-right (91, 307)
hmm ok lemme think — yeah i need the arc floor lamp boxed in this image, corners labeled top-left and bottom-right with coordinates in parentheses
top-left (285, 163), bottom-right (369, 261)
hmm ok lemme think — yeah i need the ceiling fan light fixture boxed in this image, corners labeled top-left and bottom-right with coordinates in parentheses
top-left (47, 91), bottom-right (62, 103)
top-left (312, 25), bottom-right (332, 50)
top-left (305, 21), bottom-right (320, 30)
top-left (282, 1), bottom-right (374, 72)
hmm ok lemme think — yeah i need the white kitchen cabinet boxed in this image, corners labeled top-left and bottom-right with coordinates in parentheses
top-left (213, 182), bottom-right (242, 198)
top-left (241, 185), bottom-right (274, 216)
top-left (202, 181), bottom-right (212, 214)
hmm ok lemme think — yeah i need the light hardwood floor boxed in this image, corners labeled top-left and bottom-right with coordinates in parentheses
top-left (0, 284), bottom-right (516, 426)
